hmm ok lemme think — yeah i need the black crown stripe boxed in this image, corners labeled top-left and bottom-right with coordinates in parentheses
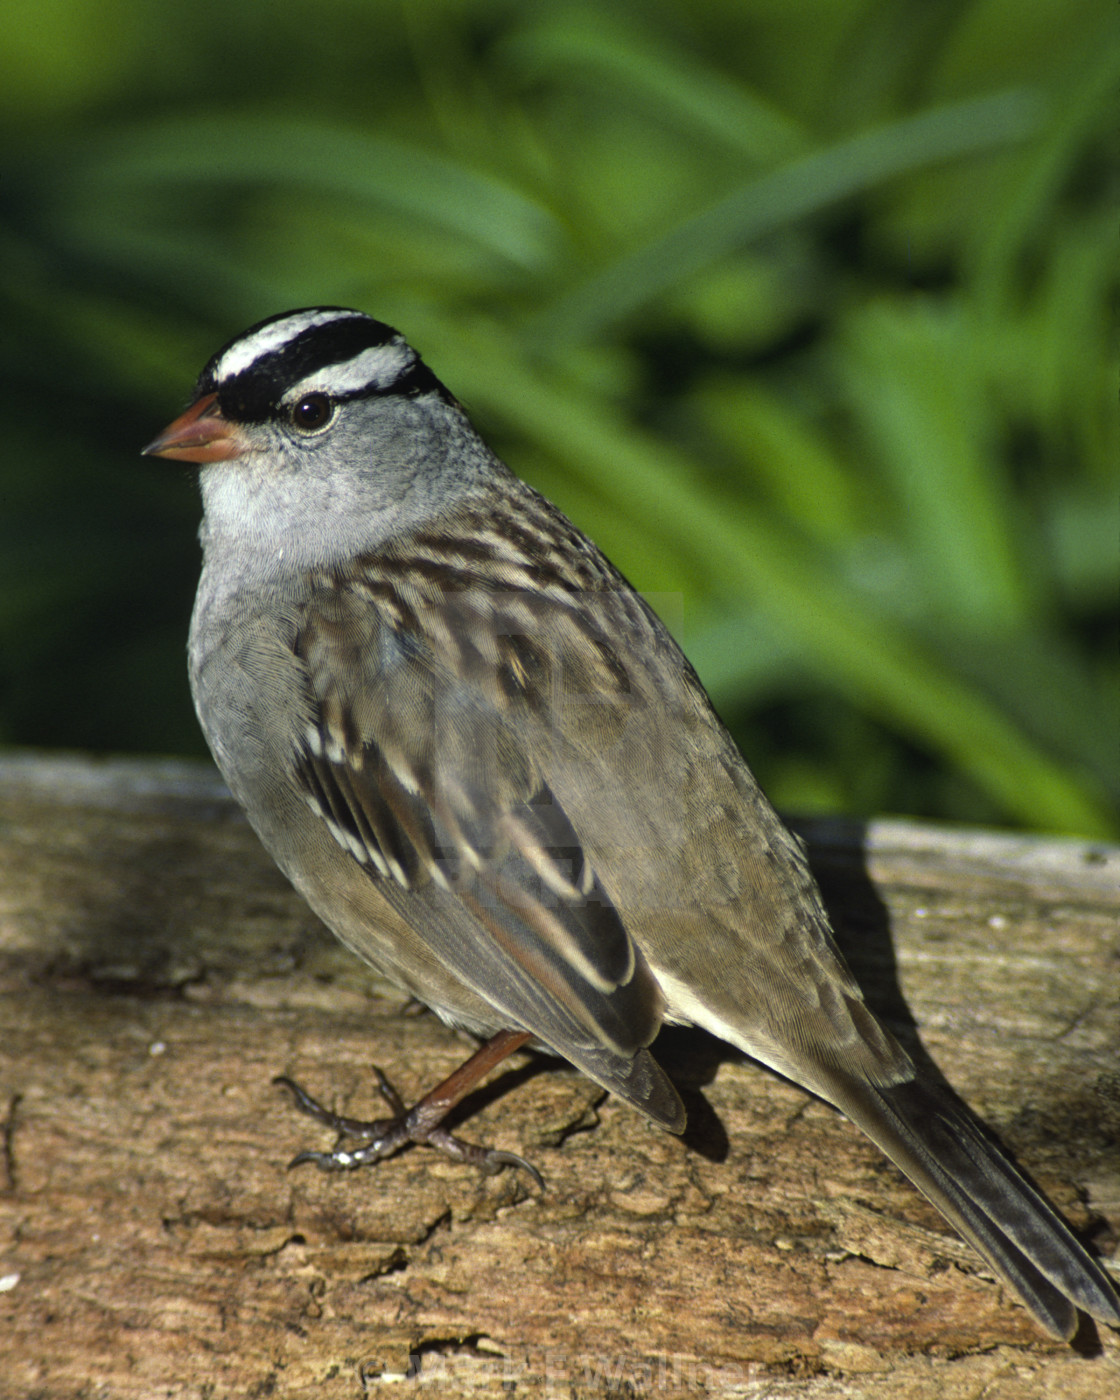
top-left (199, 309), bottom-right (438, 423)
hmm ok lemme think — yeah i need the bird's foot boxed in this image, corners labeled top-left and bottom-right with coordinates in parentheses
top-left (272, 1029), bottom-right (543, 1186)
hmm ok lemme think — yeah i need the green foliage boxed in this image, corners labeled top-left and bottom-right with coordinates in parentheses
top-left (1, 0), bottom-right (1116, 835)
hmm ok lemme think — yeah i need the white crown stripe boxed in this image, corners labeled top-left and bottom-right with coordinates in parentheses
top-left (284, 340), bottom-right (416, 400)
top-left (213, 309), bottom-right (366, 382)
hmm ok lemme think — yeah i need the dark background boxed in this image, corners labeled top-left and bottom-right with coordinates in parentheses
top-left (1, 0), bottom-right (1115, 837)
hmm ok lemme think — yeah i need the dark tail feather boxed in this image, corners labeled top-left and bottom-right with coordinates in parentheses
top-left (830, 1074), bottom-right (1120, 1339)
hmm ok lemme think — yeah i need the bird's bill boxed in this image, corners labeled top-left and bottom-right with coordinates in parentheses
top-left (142, 392), bottom-right (250, 463)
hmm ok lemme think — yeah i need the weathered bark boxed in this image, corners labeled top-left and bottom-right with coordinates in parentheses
top-left (0, 752), bottom-right (1116, 1399)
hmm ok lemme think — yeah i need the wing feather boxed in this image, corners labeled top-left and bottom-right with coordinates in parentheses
top-left (291, 564), bottom-right (677, 1122)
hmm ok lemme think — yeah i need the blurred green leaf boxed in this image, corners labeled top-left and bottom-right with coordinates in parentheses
top-left (48, 115), bottom-right (566, 272)
top-left (840, 297), bottom-right (1033, 630)
top-left (501, 8), bottom-right (808, 162)
top-left (531, 89), bottom-right (1041, 343)
top-left (1, 0), bottom-right (1115, 838)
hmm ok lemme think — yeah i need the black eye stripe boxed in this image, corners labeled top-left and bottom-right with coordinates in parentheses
top-left (333, 360), bottom-right (451, 405)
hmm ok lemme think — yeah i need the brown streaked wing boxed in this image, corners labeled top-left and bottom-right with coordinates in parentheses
top-left (291, 554), bottom-right (683, 1128)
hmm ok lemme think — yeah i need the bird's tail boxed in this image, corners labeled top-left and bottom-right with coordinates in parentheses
top-left (825, 1070), bottom-right (1120, 1338)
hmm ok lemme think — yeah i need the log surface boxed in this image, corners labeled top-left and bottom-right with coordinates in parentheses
top-left (0, 752), bottom-right (1117, 1399)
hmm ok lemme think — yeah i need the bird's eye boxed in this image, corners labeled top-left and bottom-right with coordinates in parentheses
top-left (289, 393), bottom-right (334, 432)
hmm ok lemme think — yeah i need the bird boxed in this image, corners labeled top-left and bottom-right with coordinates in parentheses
top-left (143, 306), bottom-right (1119, 1341)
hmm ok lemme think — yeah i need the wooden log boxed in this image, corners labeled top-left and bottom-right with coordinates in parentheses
top-left (0, 752), bottom-right (1116, 1399)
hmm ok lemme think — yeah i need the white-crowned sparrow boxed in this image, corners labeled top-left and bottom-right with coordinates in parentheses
top-left (144, 307), bottom-right (1119, 1340)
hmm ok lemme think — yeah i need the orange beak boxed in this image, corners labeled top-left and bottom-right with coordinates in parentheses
top-left (142, 392), bottom-right (251, 463)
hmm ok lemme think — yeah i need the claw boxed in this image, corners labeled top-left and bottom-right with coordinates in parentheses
top-left (272, 1029), bottom-right (544, 1187)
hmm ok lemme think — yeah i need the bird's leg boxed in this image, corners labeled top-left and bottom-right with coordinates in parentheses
top-left (273, 1028), bottom-right (542, 1186)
